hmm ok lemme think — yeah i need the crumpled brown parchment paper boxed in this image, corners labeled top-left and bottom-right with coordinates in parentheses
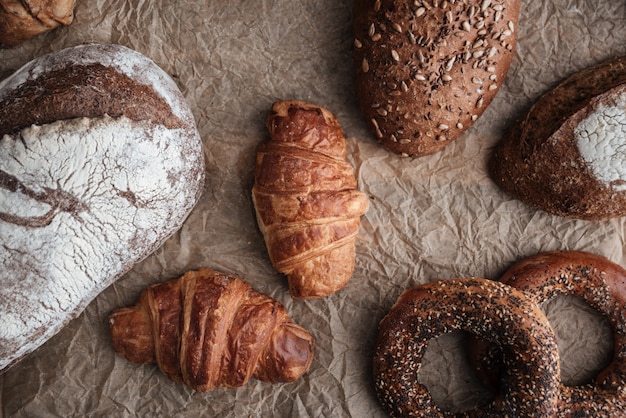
top-left (1, 1), bottom-right (626, 416)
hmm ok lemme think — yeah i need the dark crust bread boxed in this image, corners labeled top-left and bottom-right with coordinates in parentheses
top-left (489, 56), bottom-right (626, 220)
top-left (353, 0), bottom-right (520, 157)
top-left (0, 64), bottom-right (181, 136)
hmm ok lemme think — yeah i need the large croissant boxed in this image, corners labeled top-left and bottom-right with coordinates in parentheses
top-left (252, 100), bottom-right (370, 299)
top-left (109, 269), bottom-right (314, 391)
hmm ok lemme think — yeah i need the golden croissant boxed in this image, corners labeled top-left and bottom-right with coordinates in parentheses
top-left (252, 100), bottom-right (370, 299)
top-left (109, 268), bottom-right (314, 391)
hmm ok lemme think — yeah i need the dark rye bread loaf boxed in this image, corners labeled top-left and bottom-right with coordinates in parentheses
top-left (353, 0), bottom-right (520, 157)
top-left (0, 44), bottom-right (205, 372)
top-left (489, 56), bottom-right (626, 220)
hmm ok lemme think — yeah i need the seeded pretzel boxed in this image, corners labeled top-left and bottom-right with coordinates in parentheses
top-left (373, 277), bottom-right (560, 417)
top-left (468, 251), bottom-right (626, 417)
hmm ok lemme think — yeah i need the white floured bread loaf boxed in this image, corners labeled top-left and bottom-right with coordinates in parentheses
top-left (489, 56), bottom-right (626, 220)
top-left (0, 43), bottom-right (205, 372)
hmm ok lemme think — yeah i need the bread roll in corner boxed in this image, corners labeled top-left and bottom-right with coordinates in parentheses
top-left (0, 0), bottom-right (77, 48)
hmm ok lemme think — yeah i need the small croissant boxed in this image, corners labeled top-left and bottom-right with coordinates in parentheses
top-left (252, 100), bottom-right (370, 299)
top-left (109, 268), bottom-right (314, 391)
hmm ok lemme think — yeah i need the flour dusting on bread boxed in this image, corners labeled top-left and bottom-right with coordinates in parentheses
top-left (575, 91), bottom-right (626, 191)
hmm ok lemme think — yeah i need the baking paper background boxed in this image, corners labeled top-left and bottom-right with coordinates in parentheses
top-left (1, 0), bottom-right (626, 416)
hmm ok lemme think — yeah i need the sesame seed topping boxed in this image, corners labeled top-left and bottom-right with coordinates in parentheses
top-left (370, 118), bottom-right (383, 138)
top-left (508, 21), bottom-right (515, 33)
top-left (445, 56), bottom-right (456, 71)
top-left (368, 23), bottom-right (376, 37)
top-left (473, 50), bottom-right (485, 58)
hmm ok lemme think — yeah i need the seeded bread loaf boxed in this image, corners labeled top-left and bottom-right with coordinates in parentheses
top-left (489, 56), bottom-right (626, 220)
top-left (0, 43), bottom-right (205, 372)
top-left (0, 0), bottom-right (77, 47)
top-left (353, 0), bottom-right (521, 157)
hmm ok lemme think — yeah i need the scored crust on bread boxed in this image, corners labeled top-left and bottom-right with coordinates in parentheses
top-left (489, 56), bottom-right (626, 220)
top-left (353, 0), bottom-right (521, 157)
top-left (0, 44), bottom-right (205, 373)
